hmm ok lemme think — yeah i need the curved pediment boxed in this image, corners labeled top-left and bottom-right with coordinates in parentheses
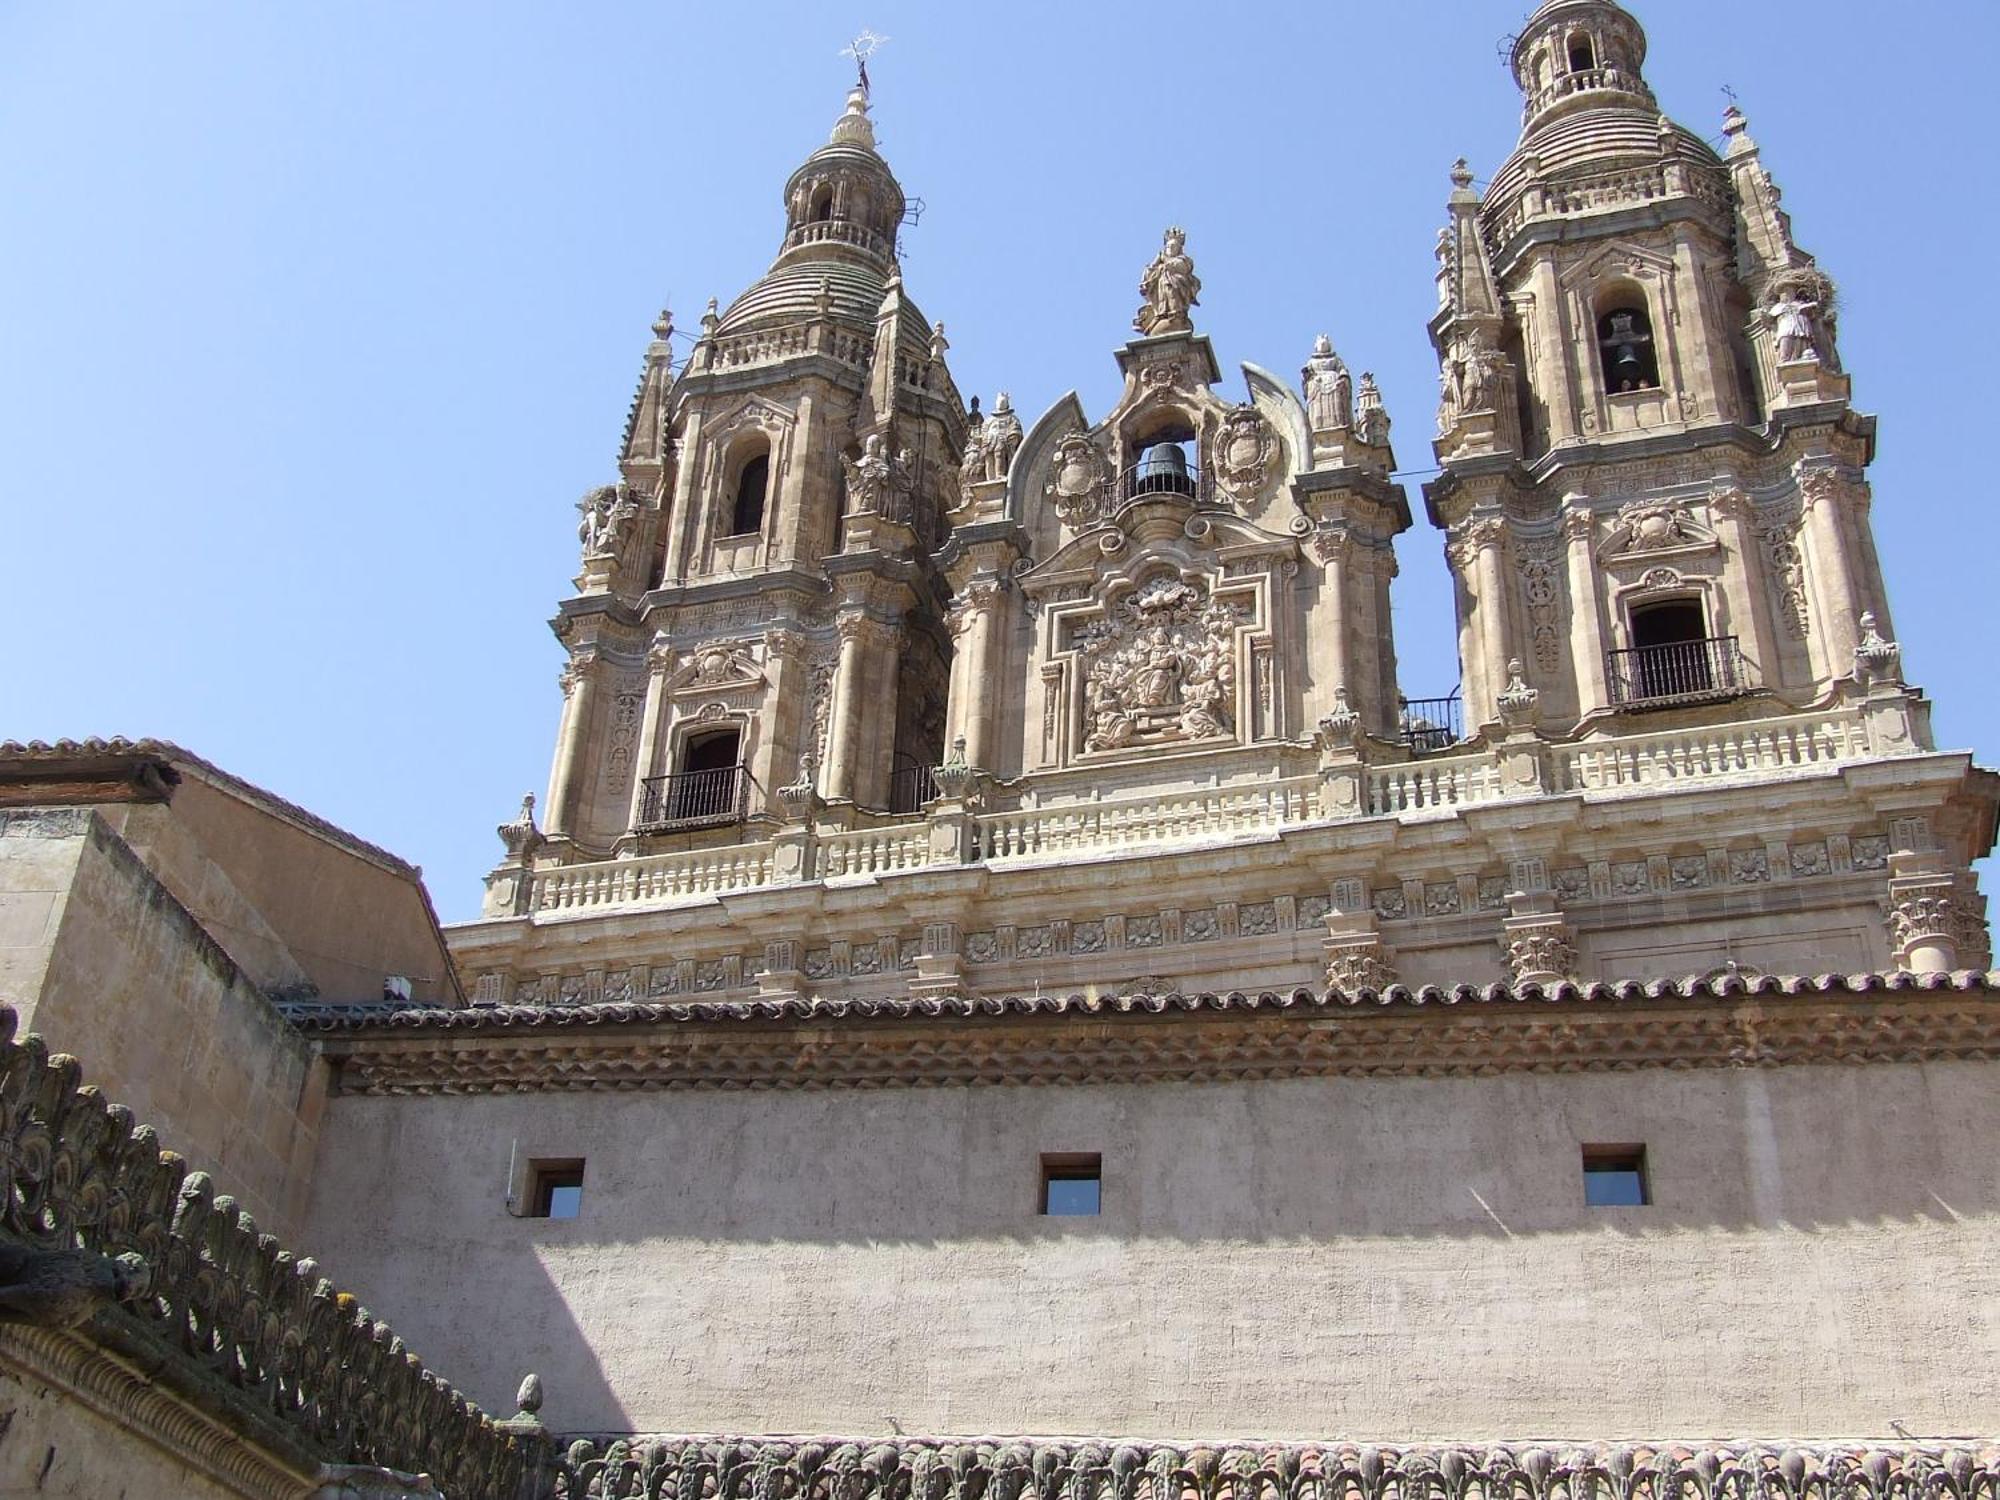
top-left (1018, 500), bottom-right (1300, 603)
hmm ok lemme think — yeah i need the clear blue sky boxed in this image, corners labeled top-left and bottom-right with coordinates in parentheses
top-left (4, 2), bottom-right (1995, 922)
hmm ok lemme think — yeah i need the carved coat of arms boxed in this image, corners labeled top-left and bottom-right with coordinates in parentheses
top-left (1045, 431), bottom-right (1109, 530)
top-left (1211, 404), bottom-right (1273, 503)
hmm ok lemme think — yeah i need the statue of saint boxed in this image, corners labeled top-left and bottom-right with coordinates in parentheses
top-left (1303, 334), bottom-right (1353, 431)
top-left (983, 392), bottom-right (1024, 480)
top-left (1134, 227), bottom-right (1201, 336)
top-left (1766, 289), bottom-right (1823, 364)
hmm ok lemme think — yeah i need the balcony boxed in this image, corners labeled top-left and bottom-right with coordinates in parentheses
top-left (1608, 635), bottom-right (1747, 709)
top-left (638, 764), bottom-right (748, 832)
top-left (888, 761), bottom-right (939, 815)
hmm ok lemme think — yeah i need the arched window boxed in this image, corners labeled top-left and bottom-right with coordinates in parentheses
top-left (1596, 302), bottom-right (1660, 392)
top-left (810, 185), bottom-right (834, 223)
top-left (1567, 32), bottom-right (1596, 73)
top-left (727, 452), bottom-right (769, 536)
top-left (1125, 418), bottom-right (1198, 499)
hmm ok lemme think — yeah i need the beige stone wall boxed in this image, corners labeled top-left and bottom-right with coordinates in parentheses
top-left (0, 810), bottom-right (326, 1237)
top-left (0, 1358), bottom-right (255, 1500)
top-left (0, 812), bottom-right (86, 1015)
top-left (302, 1061), bottom-right (2000, 1440)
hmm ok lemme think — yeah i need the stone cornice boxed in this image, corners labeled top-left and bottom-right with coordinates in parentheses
top-left (287, 971), bottom-right (2000, 1097)
top-left (550, 1436), bottom-right (2000, 1500)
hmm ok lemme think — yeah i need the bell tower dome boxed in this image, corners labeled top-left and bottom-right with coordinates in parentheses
top-left (1424, 0), bottom-right (1906, 756)
top-left (498, 74), bottom-right (965, 893)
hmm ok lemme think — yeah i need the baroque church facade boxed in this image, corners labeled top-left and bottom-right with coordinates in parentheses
top-left (2, 2), bottom-right (1999, 1497)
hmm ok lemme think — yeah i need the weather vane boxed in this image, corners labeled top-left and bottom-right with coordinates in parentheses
top-left (840, 29), bottom-right (888, 96)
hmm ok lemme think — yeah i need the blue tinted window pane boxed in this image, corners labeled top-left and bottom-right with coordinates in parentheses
top-left (1044, 1176), bottom-right (1100, 1216)
top-left (1583, 1166), bottom-right (1645, 1206)
top-left (544, 1183), bottom-right (583, 1219)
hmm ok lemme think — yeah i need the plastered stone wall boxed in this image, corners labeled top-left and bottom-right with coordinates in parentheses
top-left (303, 1062), bottom-right (2000, 1440)
top-left (0, 1359), bottom-right (248, 1500)
top-left (0, 810), bottom-right (327, 1237)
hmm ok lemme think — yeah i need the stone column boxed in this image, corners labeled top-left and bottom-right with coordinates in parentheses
top-left (954, 580), bottom-right (1006, 771)
top-left (822, 613), bottom-right (870, 804)
top-left (544, 650), bottom-right (597, 837)
top-left (1458, 516), bottom-right (1510, 728)
top-left (1318, 530), bottom-right (1355, 720)
top-left (1797, 466), bottom-right (1862, 679)
top-left (624, 642), bottom-right (674, 831)
top-left (1709, 485), bottom-right (1781, 697)
top-left (1887, 822), bottom-right (1963, 974)
top-left (1322, 876), bottom-right (1395, 991)
top-left (1560, 505), bottom-right (1610, 717)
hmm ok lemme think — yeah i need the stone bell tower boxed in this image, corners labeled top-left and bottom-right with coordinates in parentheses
top-left (486, 76), bottom-right (966, 909)
top-left (1427, 0), bottom-right (1894, 739)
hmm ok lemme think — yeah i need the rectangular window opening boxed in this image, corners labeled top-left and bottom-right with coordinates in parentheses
top-left (1582, 1144), bottom-right (1649, 1207)
top-left (1040, 1152), bottom-right (1101, 1217)
top-left (528, 1158), bottom-right (586, 1219)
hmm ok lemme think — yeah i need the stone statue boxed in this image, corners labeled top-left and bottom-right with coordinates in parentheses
top-left (1440, 328), bottom-right (1505, 429)
top-left (982, 392), bottom-right (1023, 479)
top-left (1303, 334), bottom-right (1353, 431)
top-left (1766, 288), bottom-right (1824, 364)
top-left (308, 1466), bottom-right (440, 1499)
top-left (1134, 227), bottom-right (1201, 336)
top-left (576, 483), bottom-right (637, 559)
top-left (958, 405), bottom-right (987, 504)
top-left (1079, 577), bottom-right (1239, 751)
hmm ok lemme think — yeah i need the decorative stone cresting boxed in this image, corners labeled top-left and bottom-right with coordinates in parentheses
top-left (547, 1438), bottom-right (2000, 1500)
top-left (0, 1004), bottom-right (544, 1498)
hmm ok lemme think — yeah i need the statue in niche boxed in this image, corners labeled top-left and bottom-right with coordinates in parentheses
top-left (1078, 577), bottom-right (1240, 751)
top-left (1134, 227), bottom-right (1201, 336)
top-left (1303, 334), bottom-right (1353, 431)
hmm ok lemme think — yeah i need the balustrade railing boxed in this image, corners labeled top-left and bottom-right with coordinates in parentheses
top-left (820, 822), bottom-right (931, 878)
top-left (1608, 635), bottom-right (1747, 708)
top-left (784, 218), bottom-right (892, 257)
top-left (1555, 708), bottom-right (1872, 793)
top-left (1366, 752), bottom-right (1507, 817)
top-left (535, 841), bottom-right (777, 911)
top-left (639, 765), bottom-right (748, 831)
top-left (975, 777), bottom-right (1319, 862)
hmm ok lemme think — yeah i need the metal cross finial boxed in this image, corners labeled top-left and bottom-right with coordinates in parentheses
top-left (840, 29), bottom-right (888, 95)
top-left (1721, 83), bottom-right (1739, 105)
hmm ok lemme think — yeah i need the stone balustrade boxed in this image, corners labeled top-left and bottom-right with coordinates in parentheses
top-left (534, 841), bottom-right (778, 911)
top-left (550, 1437), bottom-right (2000, 1500)
top-left (512, 705), bottom-right (1893, 918)
top-left (975, 776), bottom-right (1322, 862)
top-left (1552, 707), bottom-right (1872, 794)
top-left (0, 1006), bottom-right (551, 1498)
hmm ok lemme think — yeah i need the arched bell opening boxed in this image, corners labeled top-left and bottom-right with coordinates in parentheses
top-left (1122, 417), bottom-right (1199, 501)
top-left (1567, 31), bottom-right (1597, 73)
top-left (1595, 291), bottom-right (1661, 394)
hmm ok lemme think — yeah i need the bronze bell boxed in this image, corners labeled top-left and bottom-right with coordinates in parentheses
top-left (1131, 442), bottom-right (1194, 497)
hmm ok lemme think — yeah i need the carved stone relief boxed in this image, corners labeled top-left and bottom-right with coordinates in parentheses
top-left (1517, 536), bottom-right (1563, 674)
top-left (1211, 403), bottom-right (1275, 504)
top-left (1075, 577), bottom-right (1242, 752)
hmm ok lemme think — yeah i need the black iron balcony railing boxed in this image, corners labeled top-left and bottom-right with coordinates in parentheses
top-left (1398, 690), bottom-right (1463, 754)
top-left (888, 762), bottom-right (940, 815)
top-left (1608, 635), bottom-right (1746, 708)
top-left (638, 764), bottom-right (748, 830)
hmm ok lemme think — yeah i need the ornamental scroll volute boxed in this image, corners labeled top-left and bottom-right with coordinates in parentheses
top-left (1077, 575), bottom-right (1244, 752)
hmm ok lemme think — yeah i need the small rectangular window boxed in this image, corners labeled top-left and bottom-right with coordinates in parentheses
top-left (1040, 1153), bottom-right (1101, 1216)
top-left (528, 1159), bottom-right (585, 1219)
top-left (1582, 1145), bottom-right (1648, 1207)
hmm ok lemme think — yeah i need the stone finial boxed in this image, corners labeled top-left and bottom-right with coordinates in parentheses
top-left (1316, 687), bottom-right (1363, 751)
top-left (498, 795), bottom-right (543, 861)
top-left (930, 321), bottom-right (949, 363)
top-left (1854, 610), bottom-right (1903, 687)
top-left (700, 298), bottom-right (720, 336)
top-left (778, 752), bottom-right (822, 820)
top-left (1497, 659), bottom-right (1541, 728)
top-left (1449, 157), bottom-right (1475, 191)
top-left (932, 736), bottom-right (974, 799)
top-left (516, 1372), bottom-right (544, 1417)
